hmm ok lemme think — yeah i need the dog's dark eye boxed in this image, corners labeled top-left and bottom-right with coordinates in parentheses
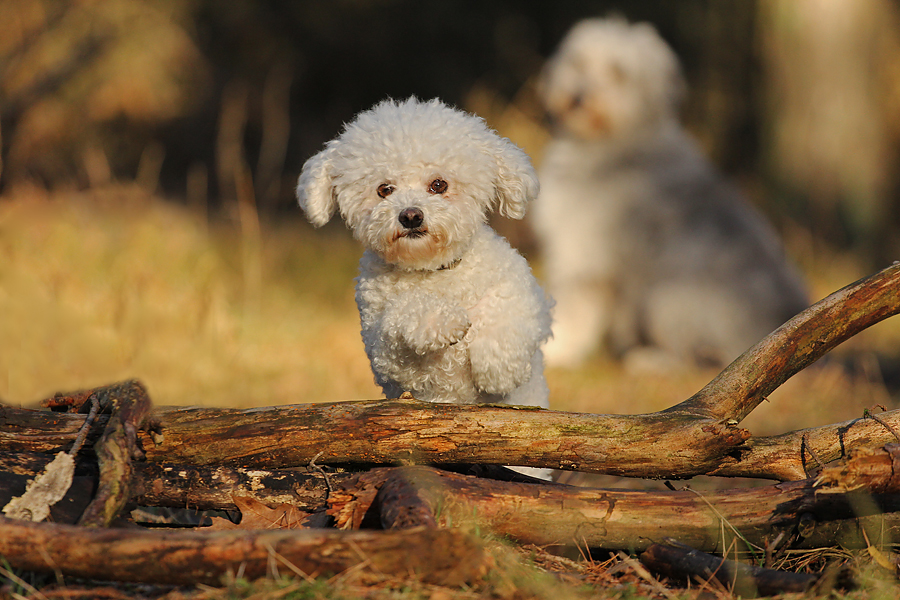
top-left (427, 179), bottom-right (448, 194)
top-left (377, 183), bottom-right (394, 198)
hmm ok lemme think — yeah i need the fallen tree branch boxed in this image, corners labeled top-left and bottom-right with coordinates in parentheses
top-left (327, 465), bottom-right (900, 553)
top-left (710, 410), bottom-right (900, 481)
top-left (0, 453), bottom-right (343, 524)
top-left (681, 261), bottom-right (900, 423)
top-left (640, 540), bottom-right (829, 597)
top-left (0, 515), bottom-right (490, 587)
top-left (6, 403), bottom-right (900, 484)
top-left (5, 398), bottom-right (751, 479)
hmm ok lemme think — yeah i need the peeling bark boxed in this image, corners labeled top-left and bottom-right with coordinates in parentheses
top-left (816, 443), bottom-right (900, 493)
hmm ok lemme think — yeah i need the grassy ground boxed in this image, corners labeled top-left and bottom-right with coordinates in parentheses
top-left (0, 184), bottom-right (380, 408)
top-left (1, 184), bottom-right (899, 598)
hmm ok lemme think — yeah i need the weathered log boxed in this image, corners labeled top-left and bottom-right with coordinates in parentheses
top-left (129, 462), bottom-right (340, 511)
top-left (328, 466), bottom-right (900, 553)
top-left (4, 399), bottom-right (751, 479)
top-left (6, 403), bottom-right (900, 485)
top-left (0, 453), bottom-right (344, 524)
top-left (5, 400), bottom-right (900, 484)
top-left (640, 541), bottom-right (824, 597)
top-left (0, 515), bottom-right (490, 587)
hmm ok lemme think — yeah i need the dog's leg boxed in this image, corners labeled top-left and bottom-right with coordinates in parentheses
top-left (467, 287), bottom-right (550, 397)
top-left (384, 293), bottom-right (470, 355)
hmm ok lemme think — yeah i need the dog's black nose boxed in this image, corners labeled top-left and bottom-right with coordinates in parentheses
top-left (398, 207), bottom-right (424, 229)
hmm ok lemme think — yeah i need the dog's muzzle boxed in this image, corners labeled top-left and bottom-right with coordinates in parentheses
top-left (398, 207), bottom-right (425, 235)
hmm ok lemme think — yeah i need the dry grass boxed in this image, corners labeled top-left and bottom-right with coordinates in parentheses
top-left (0, 183), bottom-right (380, 408)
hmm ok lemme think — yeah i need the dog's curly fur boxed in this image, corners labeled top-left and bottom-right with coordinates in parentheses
top-left (533, 18), bottom-right (809, 370)
top-left (297, 97), bottom-right (553, 408)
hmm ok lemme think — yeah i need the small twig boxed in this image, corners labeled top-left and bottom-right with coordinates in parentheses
top-left (309, 450), bottom-right (333, 496)
top-left (69, 395), bottom-right (100, 457)
top-left (863, 407), bottom-right (900, 444)
top-left (764, 531), bottom-right (787, 569)
top-left (262, 541), bottom-right (317, 584)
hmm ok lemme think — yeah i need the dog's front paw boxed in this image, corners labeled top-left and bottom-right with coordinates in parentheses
top-left (400, 300), bottom-right (470, 354)
top-left (469, 338), bottom-right (532, 394)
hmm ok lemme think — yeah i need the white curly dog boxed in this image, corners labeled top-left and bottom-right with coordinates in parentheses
top-left (534, 18), bottom-right (809, 370)
top-left (297, 97), bottom-right (553, 410)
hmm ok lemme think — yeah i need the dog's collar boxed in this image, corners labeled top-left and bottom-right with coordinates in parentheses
top-left (437, 257), bottom-right (463, 271)
top-left (384, 256), bottom-right (463, 273)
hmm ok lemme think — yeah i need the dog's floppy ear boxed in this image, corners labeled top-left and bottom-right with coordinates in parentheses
top-left (296, 147), bottom-right (338, 227)
top-left (492, 137), bottom-right (540, 220)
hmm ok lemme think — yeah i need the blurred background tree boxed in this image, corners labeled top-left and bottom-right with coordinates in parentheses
top-left (1, 0), bottom-right (899, 265)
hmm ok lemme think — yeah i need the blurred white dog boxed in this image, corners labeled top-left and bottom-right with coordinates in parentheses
top-left (297, 97), bottom-right (553, 408)
top-left (534, 18), bottom-right (808, 369)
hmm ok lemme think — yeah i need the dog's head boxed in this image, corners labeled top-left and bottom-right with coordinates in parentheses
top-left (297, 97), bottom-right (538, 270)
top-left (539, 18), bottom-right (685, 141)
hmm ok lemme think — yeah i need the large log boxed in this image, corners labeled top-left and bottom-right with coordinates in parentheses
top-left (5, 403), bottom-right (900, 484)
top-left (4, 401), bottom-right (900, 483)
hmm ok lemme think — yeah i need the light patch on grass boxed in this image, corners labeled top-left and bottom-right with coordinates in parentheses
top-left (0, 184), bottom-right (380, 407)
